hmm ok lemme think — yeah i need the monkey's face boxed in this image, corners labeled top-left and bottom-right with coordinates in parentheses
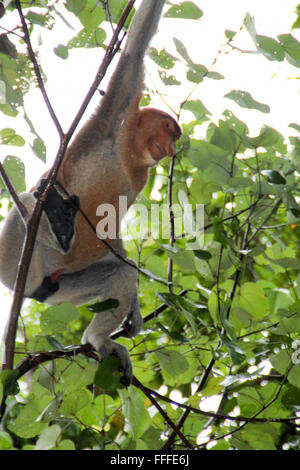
top-left (135, 108), bottom-right (181, 166)
top-left (148, 118), bottom-right (181, 162)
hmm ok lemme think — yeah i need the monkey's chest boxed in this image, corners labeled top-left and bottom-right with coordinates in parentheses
top-left (61, 182), bottom-right (133, 272)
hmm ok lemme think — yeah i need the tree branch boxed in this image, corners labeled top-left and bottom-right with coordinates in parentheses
top-left (2, 1), bottom-right (137, 372)
top-left (15, 0), bottom-right (64, 139)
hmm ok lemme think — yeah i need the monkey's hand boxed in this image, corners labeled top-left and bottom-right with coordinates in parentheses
top-left (34, 179), bottom-right (80, 252)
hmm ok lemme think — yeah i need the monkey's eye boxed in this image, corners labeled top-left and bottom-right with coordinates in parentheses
top-left (164, 121), bottom-right (171, 130)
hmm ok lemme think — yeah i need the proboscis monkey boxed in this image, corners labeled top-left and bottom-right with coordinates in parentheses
top-left (0, 0), bottom-right (181, 384)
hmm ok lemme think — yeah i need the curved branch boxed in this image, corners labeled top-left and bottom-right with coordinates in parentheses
top-left (15, 0), bottom-right (64, 139)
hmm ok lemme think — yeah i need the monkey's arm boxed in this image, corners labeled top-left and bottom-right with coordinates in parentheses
top-left (0, 187), bottom-right (78, 295)
top-left (95, 0), bottom-right (166, 133)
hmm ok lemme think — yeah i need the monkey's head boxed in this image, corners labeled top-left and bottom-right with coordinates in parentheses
top-left (135, 108), bottom-right (181, 166)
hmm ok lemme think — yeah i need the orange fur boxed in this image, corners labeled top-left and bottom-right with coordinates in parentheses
top-left (54, 105), bottom-right (181, 272)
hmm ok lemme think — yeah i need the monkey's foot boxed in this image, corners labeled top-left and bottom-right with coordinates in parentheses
top-left (34, 179), bottom-right (80, 252)
top-left (30, 269), bottom-right (63, 302)
top-left (99, 342), bottom-right (133, 386)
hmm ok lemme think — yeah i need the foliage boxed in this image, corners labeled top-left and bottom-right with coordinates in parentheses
top-left (0, 0), bottom-right (300, 451)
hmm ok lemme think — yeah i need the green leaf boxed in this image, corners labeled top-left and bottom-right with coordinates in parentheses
top-left (67, 28), bottom-right (106, 49)
top-left (156, 292), bottom-right (197, 333)
top-left (164, 2), bottom-right (203, 20)
top-left (288, 365), bottom-right (300, 388)
top-left (210, 119), bottom-right (237, 152)
top-left (219, 299), bottom-right (236, 340)
top-left (87, 298), bottom-right (119, 313)
top-left (206, 71), bottom-right (224, 80)
top-left (8, 397), bottom-right (51, 438)
top-left (119, 387), bottom-right (151, 440)
top-left (282, 191), bottom-right (300, 217)
top-left (0, 128), bottom-right (25, 146)
top-left (282, 387), bottom-right (300, 410)
top-left (94, 356), bottom-right (124, 391)
top-left (31, 137), bottom-right (46, 162)
top-left (194, 249), bottom-right (212, 260)
top-left (256, 35), bottom-right (284, 61)
top-left (268, 257), bottom-right (300, 270)
top-left (157, 321), bottom-right (189, 343)
top-left (261, 170), bottom-right (286, 184)
top-left (56, 358), bottom-right (97, 392)
top-left (40, 303), bottom-right (79, 334)
top-left (186, 63), bottom-right (207, 83)
top-left (0, 156), bottom-right (26, 193)
top-left (0, 431), bottom-right (13, 450)
top-left (78, 3), bottom-right (105, 31)
top-left (54, 45), bottom-right (68, 59)
top-left (55, 440), bottom-right (76, 450)
top-left (235, 125), bottom-right (283, 150)
top-left (149, 47), bottom-right (177, 70)
top-left (162, 246), bottom-right (195, 273)
top-left (158, 70), bottom-right (181, 86)
top-left (217, 330), bottom-right (246, 365)
top-left (173, 38), bottom-right (194, 66)
top-left (241, 423), bottom-right (277, 450)
top-left (60, 389), bottom-right (91, 416)
top-left (225, 30), bottom-right (236, 40)
top-left (250, 126), bottom-right (282, 147)
top-left (34, 425), bottom-right (61, 451)
top-left (233, 282), bottom-right (269, 320)
top-left (182, 99), bottom-right (211, 121)
top-left (66, 0), bottom-right (86, 15)
top-left (0, 369), bottom-right (20, 396)
top-left (224, 90), bottom-right (270, 113)
top-left (278, 33), bottom-right (300, 67)
top-left (155, 350), bottom-right (189, 376)
top-left (270, 349), bottom-right (291, 375)
top-left (244, 12), bottom-right (257, 43)
top-left (26, 11), bottom-right (52, 27)
top-left (187, 140), bottom-right (229, 171)
top-left (213, 219), bottom-right (228, 246)
top-left (289, 122), bottom-right (300, 132)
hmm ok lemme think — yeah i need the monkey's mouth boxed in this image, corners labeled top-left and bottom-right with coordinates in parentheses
top-left (153, 143), bottom-right (168, 159)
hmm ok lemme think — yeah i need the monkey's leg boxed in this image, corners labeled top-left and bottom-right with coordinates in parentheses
top-left (46, 245), bottom-right (142, 385)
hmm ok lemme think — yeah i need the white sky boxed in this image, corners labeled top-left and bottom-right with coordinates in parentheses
top-left (0, 0), bottom-right (299, 347)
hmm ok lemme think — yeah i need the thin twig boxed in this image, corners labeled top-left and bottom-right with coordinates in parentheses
top-left (15, 0), bottom-right (63, 139)
top-left (133, 376), bottom-right (194, 449)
